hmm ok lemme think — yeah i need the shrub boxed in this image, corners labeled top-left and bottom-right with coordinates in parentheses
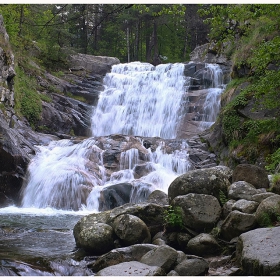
top-left (163, 205), bottom-right (184, 230)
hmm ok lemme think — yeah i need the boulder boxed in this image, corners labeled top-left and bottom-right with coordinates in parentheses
top-left (98, 183), bottom-right (133, 211)
top-left (174, 258), bottom-right (209, 276)
top-left (220, 210), bottom-right (257, 241)
top-left (176, 232), bottom-right (192, 252)
top-left (232, 199), bottom-right (259, 214)
top-left (95, 261), bottom-right (166, 276)
top-left (186, 233), bottom-right (220, 256)
top-left (255, 195), bottom-right (280, 227)
top-left (172, 193), bottom-right (221, 231)
top-left (140, 245), bottom-right (178, 273)
top-left (232, 164), bottom-right (269, 189)
top-left (236, 226), bottom-right (280, 275)
top-left (69, 54), bottom-right (120, 76)
top-left (228, 181), bottom-right (258, 200)
top-left (89, 244), bottom-right (158, 272)
top-left (146, 190), bottom-right (169, 206)
top-left (73, 222), bottom-right (115, 255)
top-left (133, 163), bottom-right (156, 178)
top-left (167, 270), bottom-right (179, 276)
top-left (112, 214), bottom-right (151, 246)
top-left (107, 203), bottom-right (166, 236)
top-left (222, 199), bottom-right (236, 218)
top-left (168, 166), bottom-right (231, 203)
top-left (251, 192), bottom-right (276, 203)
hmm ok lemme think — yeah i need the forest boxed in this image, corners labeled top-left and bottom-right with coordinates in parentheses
top-left (0, 4), bottom-right (209, 67)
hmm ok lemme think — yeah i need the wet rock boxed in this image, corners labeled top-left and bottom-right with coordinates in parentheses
top-left (147, 190), bottom-right (168, 206)
top-left (168, 166), bottom-right (231, 203)
top-left (232, 164), bottom-right (269, 189)
top-left (73, 222), bottom-right (115, 255)
top-left (112, 214), bottom-right (151, 246)
top-left (133, 163), bottom-right (155, 178)
top-left (140, 245), bottom-right (178, 273)
top-left (89, 244), bottom-right (158, 272)
top-left (171, 193), bottom-right (221, 231)
top-left (174, 258), bottom-right (209, 276)
top-left (187, 233), bottom-right (221, 256)
top-left (98, 183), bottom-right (133, 211)
top-left (220, 210), bottom-right (257, 241)
top-left (228, 181), bottom-right (258, 200)
top-left (95, 261), bottom-right (166, 276)
top-left (255, 194), bottom-right (280, 227)
top-left (236, 226), bottom-right (280, 275)
top-left (232, 199), bottom-right (259, 214)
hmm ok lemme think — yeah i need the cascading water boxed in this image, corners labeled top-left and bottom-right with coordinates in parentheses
top-left (91, 62), bottom-right (189, 138)
top-left (18, 61), bottom-right (224, 212)
top-left (200, 64), bottom-right (225, 129)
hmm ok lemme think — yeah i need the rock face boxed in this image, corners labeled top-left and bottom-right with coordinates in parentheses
top-left (236, 227), bottom-right (280, 275)
top-left (69, 54), bottom-right (120, 76)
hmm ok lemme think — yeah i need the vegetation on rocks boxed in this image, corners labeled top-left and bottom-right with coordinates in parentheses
top-left (198, 4), bottom-right (280, 168)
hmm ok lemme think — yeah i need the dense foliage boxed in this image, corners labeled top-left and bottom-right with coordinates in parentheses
top-left (0, 4), bottom-right (209, 67)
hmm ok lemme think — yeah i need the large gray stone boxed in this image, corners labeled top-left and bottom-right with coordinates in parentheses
top-left (95, 261), bottom-right (166, 276)
top-left (236, 227), bottom-right (280, 275)
top-left (220, 210), bottom-right (257, 241)
top-left (69, 54), bottom-right (120, 76)
top-left (187, 233), bottom-right (220, 256)
top-left (112, 214), bottom-right (151, 246)
top-left (172, 193), bottom-right (221, 231)
top-left (232, 199), bottom-right (259, 214)
top-left (73, 222), bottom-right (114, 255)
top-left (255, 194), bottom-right (280, 227)
top-left (174, 258), bottom-right (209, 276)
top-left (89, 244), bottom-right (158, 272)
top-left (232, 164), bottom-right (269, 189)
top-left (140, 245), bottom-right (178, 273)
top-left (228, 181), bottom-right (258, 200)
top-left (168, 166), bottom-right (231, 203)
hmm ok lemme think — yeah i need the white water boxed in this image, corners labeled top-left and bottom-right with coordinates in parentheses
top-left (91, 62), bottom-right (189, 138)
top-left (10, 61), bottom-right (224, 213)
top-left (200, 64), bottom-right (225, 129)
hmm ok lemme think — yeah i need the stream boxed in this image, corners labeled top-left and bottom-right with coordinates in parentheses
top-left (0, 61), bottom-right (225, 275)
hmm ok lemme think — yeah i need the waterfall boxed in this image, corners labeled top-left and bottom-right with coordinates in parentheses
top-left (91, 62), bottom-right (189, 138)
top-left (200, 64), bottom-right (225, 129)
top-left (20, 61), bottom-right (224, 212)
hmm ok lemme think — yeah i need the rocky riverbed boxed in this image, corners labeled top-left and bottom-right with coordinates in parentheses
top-left (71, 163), bottom-right (280, 276)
